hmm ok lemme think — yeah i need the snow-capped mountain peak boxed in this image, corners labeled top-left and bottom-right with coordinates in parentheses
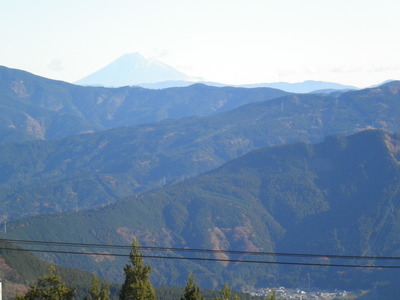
top-left (75, 52), bottom-right (194, 87)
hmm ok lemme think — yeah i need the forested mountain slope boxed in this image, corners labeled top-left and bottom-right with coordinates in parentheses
top-left (4, 129), bottom-right (400, 294)
top-left (1, 81), bottom-right (400, 221)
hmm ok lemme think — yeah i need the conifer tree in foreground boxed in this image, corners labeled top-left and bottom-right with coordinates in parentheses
top-left (119, 238), bottom-right (156, 300)
top-left (99, 283), bottom-right (110, 300)
top-left (86, 275), bottom-right (110, 300)
top-left (214, 283), bottom-right (239, 300)
top-left (15, 265), bottom-right (76, 300)
top-left (87, 276), bottom-right (100, 300)
top-left (181, 273), bottom-right (204, 300)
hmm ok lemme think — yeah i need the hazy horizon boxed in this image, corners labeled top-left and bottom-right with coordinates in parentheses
top-left (1, 0), bottom-right (399, 88)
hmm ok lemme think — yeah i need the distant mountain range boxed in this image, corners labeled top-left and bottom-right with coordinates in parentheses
top-left (241, 80), bottom-right (357, 93)
top-left (138, 80), bottom-right (358, 93)
top-left (0, 65), bottom-right (288, 144)
top-left (1, 72), bottom-right (400, 223)
top-left (74, 53), bottom-right (358, 93)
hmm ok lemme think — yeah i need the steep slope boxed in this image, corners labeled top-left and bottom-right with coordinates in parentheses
top-left (0, 66), bottom-right (288, 143)
top-left (1, 82), bottom-right (400, 221)
top-left (4, 130), bottom-right (400, 295)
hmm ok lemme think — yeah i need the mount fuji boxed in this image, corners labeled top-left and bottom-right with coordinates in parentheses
top-left (75, 52), bottom-right (197, 87)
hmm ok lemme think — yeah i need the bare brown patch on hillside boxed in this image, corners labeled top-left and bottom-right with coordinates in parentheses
top-left (96, 95), bottom-right (107, 104)
top-left (116, 227), bottom-right (173, 247)
top-left (24, 114), bottom-right (46, 139)
top-left (384, 133), bottom-right (400, 163)
top-left (0, 257), bottom-right (30, 298)
top-left (103, 175), bottom-right (117, 186)
top-left (0, 257), bottom-right (20, 281)
top-left (211, 99), bottom-right (227, 111)
top-left (106, 96), bottom-right (127, 120)
top-left (3, 282), bottom-right (30, 300)
top-left (208, 219), bottom-right (260, 267)
top-left (370, 88), bottom-right (382, 94)
top-left (11, 80), bottom-right (30, 98)
top-left (229, 138), bottom-right (250, 149)
top-left (222, 221), bottom-right (260, 253)
top-left (208, 227), bottom-right (230, 266)
top-left (82, 249), bottom-right (115, 263)
top-left (389, 85), bottom-right (400, 95)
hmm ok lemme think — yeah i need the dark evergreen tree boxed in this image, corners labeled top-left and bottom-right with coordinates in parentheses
top-left (180, 273), bottom-right (204, 300)
top-left (214, 284), bottom-right (239, 300)
top-left (86, 275), bottom-right (110, 300)
top-left (99, 283), bottom-right (110, 300)
top-left (87, 276), bottom-right (100, 300)
top-left (119, 238), bottom-right (156, 300)
top-left (15, 265), bottom-right (76, 300)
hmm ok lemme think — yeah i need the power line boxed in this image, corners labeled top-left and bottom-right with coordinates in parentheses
top-left (2, 238), bottom-right (400, 261)
top-left (1, 246), bottom-right (399, 269)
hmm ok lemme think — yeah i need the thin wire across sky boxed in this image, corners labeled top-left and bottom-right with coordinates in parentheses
top-left (2, 238), bottom-right (400, 269)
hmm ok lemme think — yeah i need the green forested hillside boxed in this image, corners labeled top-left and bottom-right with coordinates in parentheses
top-left (0, 66), bottom-right (288, 143)
top-left (4, 129), bottom-right (400, 294)
top-left (0, 240), bottom-right (121, 299)
top-left (1, 82), bottom-right (400, 221)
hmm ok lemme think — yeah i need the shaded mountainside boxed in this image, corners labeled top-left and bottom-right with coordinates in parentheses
top-left (0, 66), bottom-right (288, 143)
top-left (1, 81), bottom-right (400, 221)
top-left (4, 130), bottom-right (400, 295)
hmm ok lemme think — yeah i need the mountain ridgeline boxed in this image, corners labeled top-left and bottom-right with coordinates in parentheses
top-left (0, 74), bottom-right (400, 221)
top-left (0, 66), bottom-right (288, 144)
top-left (4, 129), bottom-right (400, 293)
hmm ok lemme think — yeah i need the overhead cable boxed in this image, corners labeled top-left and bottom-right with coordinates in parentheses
top-left (1, 246), bottom-right (399, 269)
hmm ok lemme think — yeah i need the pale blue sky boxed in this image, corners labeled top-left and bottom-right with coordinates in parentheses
top-left (1, 0), bottom-right (399, 87)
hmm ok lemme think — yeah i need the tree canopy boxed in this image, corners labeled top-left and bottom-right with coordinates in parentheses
top-left (119, 238), bottom-right (156, 300)
top-left (16, 265), bottom-right (76, 300)
top-left (181, 273), bottom-right (204, 300)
